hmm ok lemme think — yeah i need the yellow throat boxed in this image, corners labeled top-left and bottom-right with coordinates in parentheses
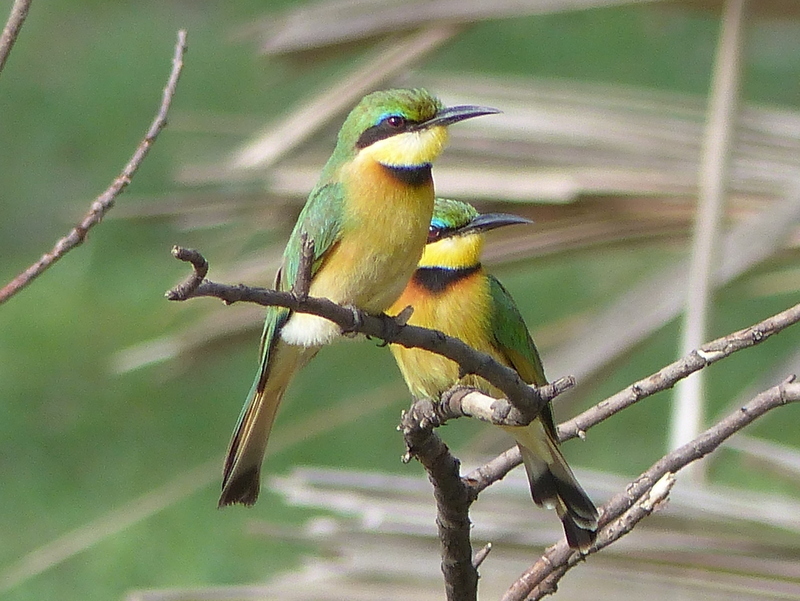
top-left (360, 125), bottom-right (449, 167)
top-left (419, 231), bottom-right (484, 270)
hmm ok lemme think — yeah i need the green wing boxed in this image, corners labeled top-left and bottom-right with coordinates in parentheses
top-left (222, 182), bottom-right (346, 505)
top-left (488, 275), bottom-right (547, 386)
top-left (488, 274), bottom-right (557, 435)
top-left (256, 181), bottom-right (344, 358)
top-left (277, 181), bottom-right (345, 292)
top-left (488, 277), bottom-right (598, 549)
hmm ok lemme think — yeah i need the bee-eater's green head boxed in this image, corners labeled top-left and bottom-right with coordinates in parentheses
top-left (419, 198), bottom-right (532, 269)
top-left (333, 89), bottom-right (499, 169)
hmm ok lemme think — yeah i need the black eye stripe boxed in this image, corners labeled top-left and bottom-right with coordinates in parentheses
top-left (427, 226), bottom-right (458, 243)
top-left (355, 116), bottom-right (419, 149)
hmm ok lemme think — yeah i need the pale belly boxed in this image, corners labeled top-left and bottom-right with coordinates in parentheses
top-left (280, 242), bottom-right (423, 347)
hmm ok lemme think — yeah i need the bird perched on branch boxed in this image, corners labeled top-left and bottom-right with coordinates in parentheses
top-left (388, 198), bottom-right (598, 550)
top-left (219, 90), bottom-right (499, 507)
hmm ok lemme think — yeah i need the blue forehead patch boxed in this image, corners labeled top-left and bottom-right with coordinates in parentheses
top-left (430, 217), bottom-right (448, 230)
top-left (375, 110), bottom-right (409, 126)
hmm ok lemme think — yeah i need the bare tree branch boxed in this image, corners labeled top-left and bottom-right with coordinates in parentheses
top-left (166, 247), bottom-right (208, 301)
top-left (501, 377), bottom-right (800, 601)
top-left (0, 0), bottom-right (31, 76)
top-left (167, 250), bottom-right (579, 601)
top-left (396, 380), bottom-right (572, 601)
top-left (424, 377), bottom-right (575, 428)
top-left (465, 299), bottom-right (800, 495)
top-left (472, 542), bottom-right (492, 569)
top-left (0, 29), bottom-right (188, 305)
top-left (402, 298), bottom-right (800, 599)
top-left (166, 248), bottom-right (551, 421)
top-left (400, 402), bottom-right (477, 601)
top-left (167, 250), bottom-right (800, 599)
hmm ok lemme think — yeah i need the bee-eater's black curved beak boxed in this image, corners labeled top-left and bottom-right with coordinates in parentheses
top-left (418, 105), bottom-right (501, 129)
top-left (461, 212), bottom-right (533, 235)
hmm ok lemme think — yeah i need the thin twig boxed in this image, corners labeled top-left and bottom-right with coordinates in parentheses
top-left (165, 248), bottom-right (550, 421)
top-left (165, 256), bottom-right (800, 600)
top-left (465, 299), bottom-right (800, 494)
top-left (166, 246), bottom-right (208, 302)
top-left (501, 377), bottom-right (800, 601)
top-left (0, 29), bottom-right (188, 305)
top-left (292, 233), bottom-right (314, 301)
top-left (0, 0), bottom-right (31, 76)
top-left (435, 377), bottom-right (575, 428)
top-left (472, 542), bottom-right (492, 569)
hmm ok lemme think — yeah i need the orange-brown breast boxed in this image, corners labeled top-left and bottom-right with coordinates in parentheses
top-left (309, 155), bottom-right (434, 315)
top-left (388, 268), bottom-right (508, 399)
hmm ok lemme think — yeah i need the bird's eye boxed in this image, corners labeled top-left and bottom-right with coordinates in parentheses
top-left (427, 227), bottom-right (443, 243)
top-left (385, 115), bottom-right (405, 128)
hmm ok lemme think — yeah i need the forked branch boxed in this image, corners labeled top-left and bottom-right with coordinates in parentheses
top-left (167, 247), bottom-right (800, 601)
top-left (166, 246), bottom-right (556, 421)
top-left (465, 299), bottom-right (800, 495)
top-left (502, 377), bottom-right (800, 601)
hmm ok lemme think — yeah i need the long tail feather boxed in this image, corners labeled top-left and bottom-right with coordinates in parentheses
top-left (509, 420), bottom-right (599, 551)
top-left (219, 310), bottom-right (317, 507)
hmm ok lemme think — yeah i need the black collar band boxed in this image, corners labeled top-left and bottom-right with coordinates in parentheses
top-left (382, 163), bottom-right (432, 187)
top-left (412, 264), bottom-right (480, 293)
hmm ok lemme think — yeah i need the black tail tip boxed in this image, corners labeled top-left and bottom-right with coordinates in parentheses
top-left (218, 467), bottom-right (261, 507)
top-left (562, 518), bottom-right (597, 553)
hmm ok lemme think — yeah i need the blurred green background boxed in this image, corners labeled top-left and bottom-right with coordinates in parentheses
top-left (1, 1), bottom-right (800, 600)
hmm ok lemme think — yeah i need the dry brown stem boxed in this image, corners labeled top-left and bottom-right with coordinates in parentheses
top-left (0, 30), bottom-right (188, 305)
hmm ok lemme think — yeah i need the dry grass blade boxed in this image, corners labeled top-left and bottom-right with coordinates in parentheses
top-left (671, 0), bottom-right (747, 464)
top-left (545, 189), bottom-right (800, 384)
top-left (255, 0), bottom-right (665, 55)
top-left (417, 74), bottom-right (800, 199)
top-left (179, 25), bottom-right (457, 184)
top-left (238, 72), bottom-right (800, 206)
top-left (725, 435), bottom-right (800, 479)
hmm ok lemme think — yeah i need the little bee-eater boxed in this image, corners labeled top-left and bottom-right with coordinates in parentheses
top-left (219, 90), bottom-right (499, 507)
top-left (388, 198), bottom-right (598, 550)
